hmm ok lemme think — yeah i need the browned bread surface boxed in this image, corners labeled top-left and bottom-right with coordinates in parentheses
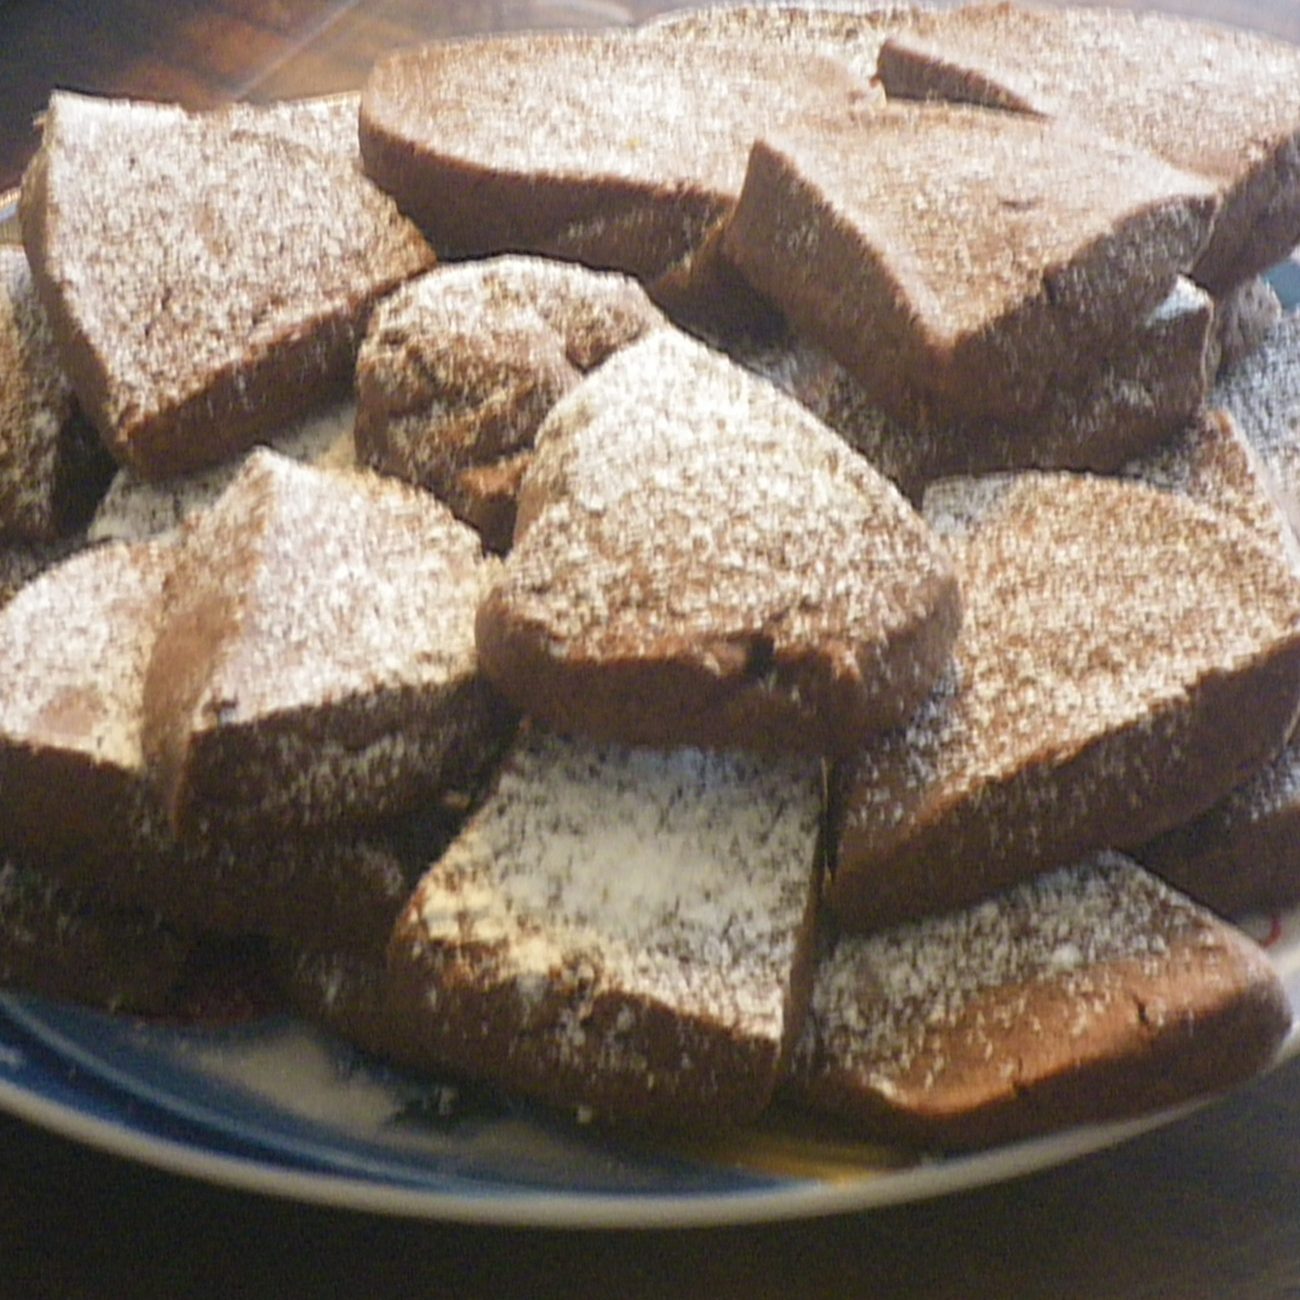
top-left (721, 102), bottom-right (1217, 428)
top-left (831, 471), bottom-right (1300, 932)
top-left (790, 852), bottom-right (1291, 1150)
top-left (142, 450), bottom-right (514, 839)
top-left (358, 31), bottom-right (873, 280)
top-left (874, 1), bottom-right (1300, 291)
top-left (0, 245), bottom-right (112, 539)
top-left (387, 728), bottom-right (825, 1127)
top-left (20, 92), bottom-right (434, 479)
top-left (355, 257), bottom-right (664, 552)
top-left (476, 328), bottom-right (961, 755)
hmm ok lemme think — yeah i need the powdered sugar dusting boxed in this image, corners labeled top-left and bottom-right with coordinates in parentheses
top-left (908, 473), bottom-right (1300, 775)
top-left (408, 727), bottom-right (821, 1055)
top-left (795, 852), bottom-right (1243, 1098)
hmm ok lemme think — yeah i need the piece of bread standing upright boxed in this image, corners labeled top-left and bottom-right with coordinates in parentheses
top-left (140, 450), bottom-right (515, 840)
top-left (19, 92), bottom-right (435, 479)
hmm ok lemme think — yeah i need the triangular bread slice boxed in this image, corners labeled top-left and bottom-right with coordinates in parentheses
top-left (874, 1), bottom-right (1300, 291)
top-left (141, 449), bottom-right (514, 838)
top-left (358, 31), bottom-right (874, 283)
top-left (790, 852), bottom-right (1291, 1150)
top-left (0, 533), bottom-right (465, 956)
top-left (720, 102), bottom-right (1217, 428)
top-left (386, 726), bottom-right (825, 1127)
top-left (20, 92), bottom-right (434, 479)
top-left (355, 256), bottom-right (664, 552)
top-left (830, 470), bottom-right (1300, 932)
top-left (475, 328), bottom-right (960, 756)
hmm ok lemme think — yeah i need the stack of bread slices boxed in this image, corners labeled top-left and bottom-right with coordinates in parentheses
top-left (3, 1), bottom-right (1300, 1154)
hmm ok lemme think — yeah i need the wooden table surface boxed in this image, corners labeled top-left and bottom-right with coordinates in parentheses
top-left (5, 1), bottom-right (1300, 1296)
